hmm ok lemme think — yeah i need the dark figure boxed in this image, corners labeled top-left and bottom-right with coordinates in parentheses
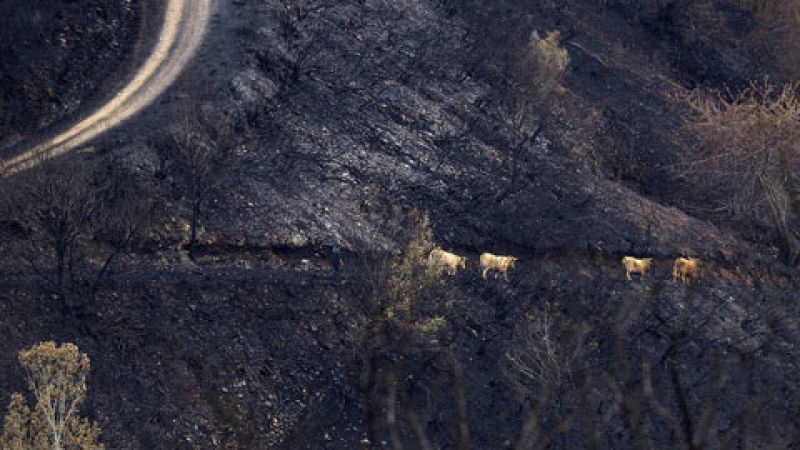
top-left (331, 246), bottom-right (342, 272)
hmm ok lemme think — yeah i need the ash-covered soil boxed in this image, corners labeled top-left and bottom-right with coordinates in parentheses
top-left (2, 0), bottom-right (800, 448)
top-left (0, 0), bottom-right (142, 147)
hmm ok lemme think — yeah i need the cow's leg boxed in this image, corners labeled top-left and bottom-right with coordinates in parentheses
top-left (482, 268), bottom-right (488, 279)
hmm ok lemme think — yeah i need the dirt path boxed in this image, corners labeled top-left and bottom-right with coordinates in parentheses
top-left (0, 244), bottom-right (777, 292)
top-left (0, 0), bottom-right (214, 176)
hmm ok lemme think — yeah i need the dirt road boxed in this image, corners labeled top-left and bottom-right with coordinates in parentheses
top-left (0, 0), bottom-right (213, 176)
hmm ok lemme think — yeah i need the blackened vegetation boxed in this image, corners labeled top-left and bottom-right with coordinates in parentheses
top-left (0, 0), bottom-right (138, 144)
top-left (677, 80), bottom-right (800, 265)
top-left (1, 0), bottom-right (800, 448)
top-left (0, 155), bottom-right (154, 310)
top-left (159, 82), bottom-right (248, 257)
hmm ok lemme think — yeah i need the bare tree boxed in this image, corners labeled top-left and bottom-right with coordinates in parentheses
top-left (0, 156), bottom-right (155, 312)
top-left (494, 280), bottom-right (792, 450)
top-left (501, 29), bottom-right (569, 138)
top-left (678, 79), bottom-right (800, 264)
top-left (505, 304), bottom-right (591, 449)
top-left (165, 84), bottom-right (244, 254)
top-left (0, 154), bottom-right (155, 304)
top-left (493, 29), bottom-right (570, 202)
top-left (1, 156), bottom-right (101, 299)
top-left (91, 160), bottom-right (156, 283)
top-left (506, 308), bottom-right (589, 394)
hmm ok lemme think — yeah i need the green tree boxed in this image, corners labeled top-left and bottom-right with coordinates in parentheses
top-left (1, 341), bottom-right (103, 450)
top-left (349, 209), bottom-right (453, 448)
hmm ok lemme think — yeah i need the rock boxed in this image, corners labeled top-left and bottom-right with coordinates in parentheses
top-left (231, 69), bottom-right (278, 113)
top-left (115, 142), bottom-right (160, 176)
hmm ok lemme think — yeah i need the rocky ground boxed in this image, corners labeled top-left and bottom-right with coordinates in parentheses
top-left (2, 0), bottom-right (800, 448)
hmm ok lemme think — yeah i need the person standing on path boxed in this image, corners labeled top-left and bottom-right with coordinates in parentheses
top-left (331, 246), bottom-right (342, 272)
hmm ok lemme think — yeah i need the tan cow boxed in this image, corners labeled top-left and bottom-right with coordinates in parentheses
top-left (480, 253), bottom-right (518, 280)
top-left (672, 257), bottom-right (699, 285)
top-left (429, 248), bottom-right (466, 275)
top-left (621, 256), bottom-right (653, 281)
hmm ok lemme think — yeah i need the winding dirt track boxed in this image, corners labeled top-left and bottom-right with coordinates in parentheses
top-left (0, 0), bottom-right (213, 176)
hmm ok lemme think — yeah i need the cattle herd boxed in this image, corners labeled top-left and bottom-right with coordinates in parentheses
top-left (622, 255), bottom-right (700, 284)
top-left (428, 248), bottom-right (517, 280)
top-left (427, 248), bottom-right (700, 284)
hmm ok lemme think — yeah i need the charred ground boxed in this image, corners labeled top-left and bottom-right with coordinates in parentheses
top-left (0, 0), bottom-right (144, 149)
top-left (2, 0), bottom-right (800, 448)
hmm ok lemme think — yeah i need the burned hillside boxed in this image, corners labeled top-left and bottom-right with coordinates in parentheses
top-left (2, 0), bottom-right (800, 448)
